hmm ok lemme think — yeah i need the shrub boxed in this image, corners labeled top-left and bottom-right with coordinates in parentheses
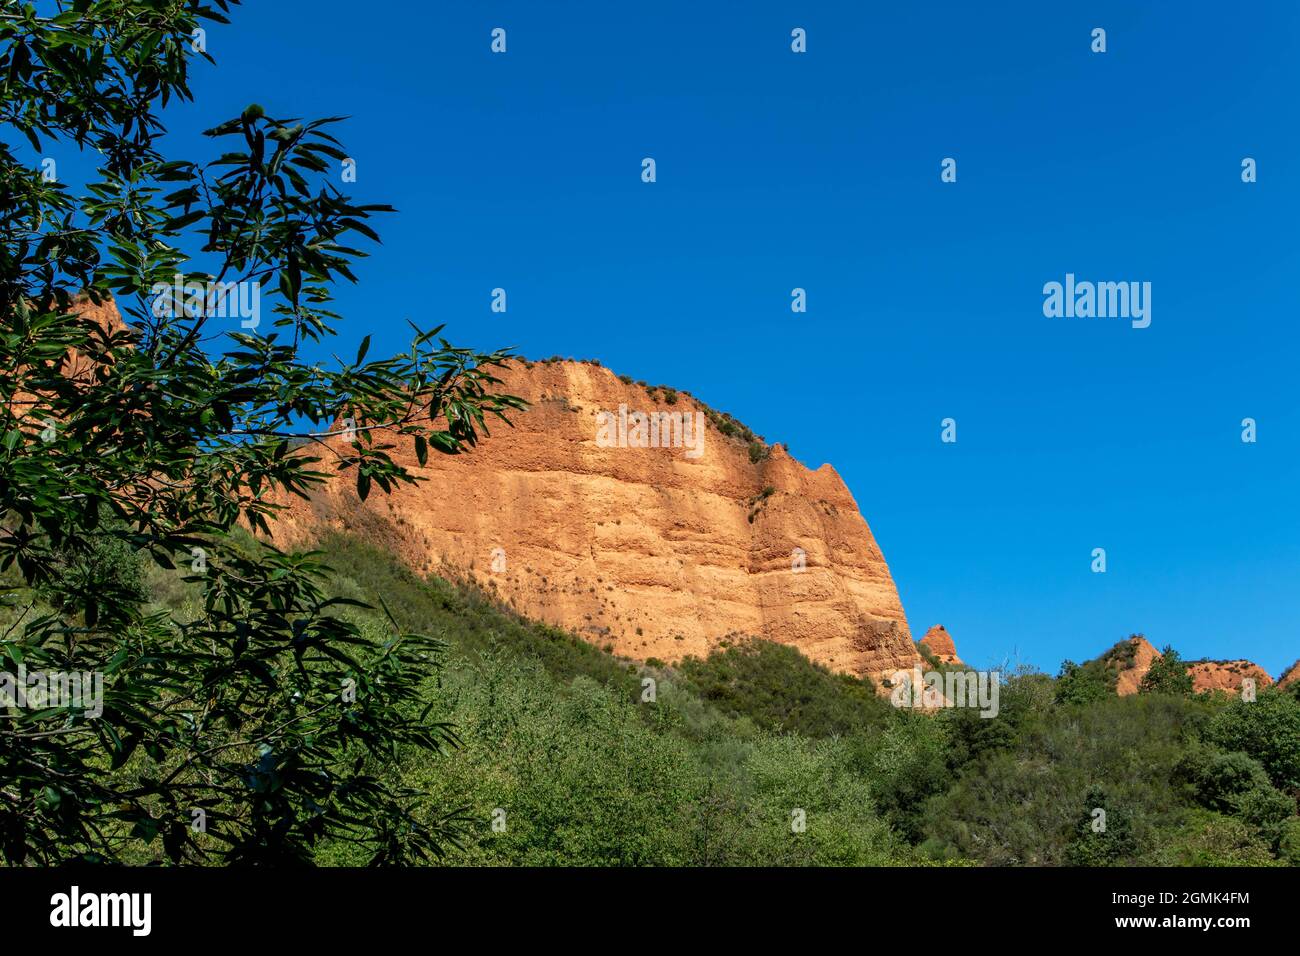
top-left (855, 711), bottom-right (951, 843)
top-left (1064, 784), bottom-right (1138, 866)
top-left (1279, 818), bottom-right (1300, 865)
top-left (1141, 645), bottom-right (1194, 696)
top-left (924, 694), bottom-right (1203, 865)
top-left (1178, 748), bottom-right (1273, 814)
top-left (1234, 786), bottom-right (1295, 846)
top-left (37, 524), bottom-right (149, 628)
top-left (677, 640), bottom-right (888, 739)
top-left (1055, 659), bottom-right (1116, 706)
top-left (1149, 810), bottom-right (1279, 866)
top-left (1204, 691), bottom-right (1300, 791)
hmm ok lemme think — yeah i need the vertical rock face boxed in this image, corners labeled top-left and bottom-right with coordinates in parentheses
top-left (273, 359), bottom-right (921, 684)
top-left (919, 625), bottom-right (962, 665)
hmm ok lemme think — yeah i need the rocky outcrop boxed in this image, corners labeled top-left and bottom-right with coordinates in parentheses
top-left (1279, 661), bottom-right (1300, 691)
top-left (1187, 661), bottom-right (1274, 696)
top-left (1099, 637), bottom-right (1279, 697)
top-left (1106, 636), bottom-right (1162, 696)
top-left (272, 359), bottom-right (922, 684)
top-left (919, 625), bottom-right (962, 665)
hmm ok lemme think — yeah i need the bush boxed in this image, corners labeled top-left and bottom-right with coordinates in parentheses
top-left (924, 694), bottom-right (1203, 865)
top-left (1234, 786), bottom-right (1295, 846)
top-left (1204, 691), bottom-right (1300, 791)
top-left (1141, 645), bottom-right (1194, 696)
top-left (1055, 659), bottom-right (1116, 706)
top-left (1064, 785), bottom-right (1138, 866)
top-left (38, 525), bottom-right (149, 628)
top-left (855, 711), bottom-right (951, 843)
top-left (1279, 818), bottom-right (1300, 865)
top-left (677, 640), bottom-right (889, 738)
top-left (942, 668), bottom-right (1053, 771)
top-left (1150, 810), bottom-right (1279, 866)
top-left (1178, 748), bottom-right (1273, 814)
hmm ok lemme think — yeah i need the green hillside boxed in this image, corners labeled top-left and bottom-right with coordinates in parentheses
top-left (10, 530), bottom-right (1296, 866)
top-left (165, 533), bottom-right (1300, 866)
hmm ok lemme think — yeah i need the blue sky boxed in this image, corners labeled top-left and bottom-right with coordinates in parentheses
top-left (71, 2), bottom-right (1300, 675)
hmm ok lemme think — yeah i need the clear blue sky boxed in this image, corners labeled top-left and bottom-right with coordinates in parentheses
top-left (96, 3), bottom-right (1300, 675)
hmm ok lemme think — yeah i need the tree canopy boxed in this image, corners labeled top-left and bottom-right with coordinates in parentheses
top-left (1, 0), bottom-right (522, 863)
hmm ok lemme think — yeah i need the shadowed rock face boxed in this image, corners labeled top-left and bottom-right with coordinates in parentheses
top-left (272, 359), bottom-right (922, 684)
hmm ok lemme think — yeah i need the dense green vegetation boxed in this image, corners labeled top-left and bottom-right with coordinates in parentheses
top-left (8, 521), bottom-right (1297, 866)
top-left (118, 532), bottom-right (1299, 866)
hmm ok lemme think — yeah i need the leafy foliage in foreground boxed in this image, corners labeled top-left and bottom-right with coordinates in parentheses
top-left (1, 1), bottom-right (521, 864)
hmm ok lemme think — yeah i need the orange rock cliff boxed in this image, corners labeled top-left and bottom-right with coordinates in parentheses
top-left (271, 358), bottom-right (924, 685)
top-left (1099, 636), bottom-right (1279, 697)
top-left (1279, 661), bottom-right (1300, 691)
top-left (919, 625), bottom-right (963, 666)
top-left (43, 304), bottom-right (1296, 692)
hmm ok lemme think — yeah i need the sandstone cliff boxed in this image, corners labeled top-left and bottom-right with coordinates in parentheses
top-left (1106, 636), bottom-right (1163, 696)
top-left (1279, 661), bottom-right (1300, 691)
top-left (1100, 636), bottom-right (1277, 697)
top-left (273, 359), bottom-right (922, 684)
top-left (45, 302), bottom-right (1295, 691)
top-left (919, 624), bottom-right (963, 666)
top-left (1186, 661), bottom-right (1274, 696)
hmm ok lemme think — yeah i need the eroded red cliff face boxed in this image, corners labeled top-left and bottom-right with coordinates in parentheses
top-left (45, 303), bottom-right (1294, 691)
top-left (919, 625), bottom-right (963, 665)
top-left (1100, 637), bottom-right (1278, 697)
top-left (1187, 661), bottom-right (1274, 696)
top-left (1279, 661), bottom-right (1300, 691)
top-left (272, 359), bottom-right (922, 684)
